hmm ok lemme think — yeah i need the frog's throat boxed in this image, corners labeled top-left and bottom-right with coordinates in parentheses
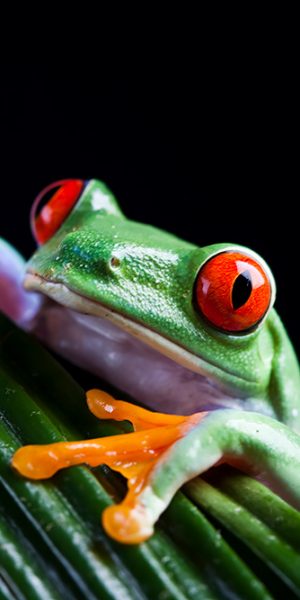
top-left (25, 272), bottom-right (252, 397)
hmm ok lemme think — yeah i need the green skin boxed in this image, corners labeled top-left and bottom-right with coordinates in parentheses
top-left (24, 179), bottom-right (300, 534)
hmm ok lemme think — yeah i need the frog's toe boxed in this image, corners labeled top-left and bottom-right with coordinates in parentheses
top-left (103, 504), bottom-right (153, 544)
top-left (86, 388), bottom-right (191, 431)
top-left (12, 444), bottom-right (62, 479)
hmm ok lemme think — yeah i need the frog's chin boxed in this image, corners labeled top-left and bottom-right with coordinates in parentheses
top-left (25, 273), bottom-right (275, 417)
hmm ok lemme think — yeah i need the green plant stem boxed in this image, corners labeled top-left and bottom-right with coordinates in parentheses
top-left (185, 477), bottom-right (300, 597)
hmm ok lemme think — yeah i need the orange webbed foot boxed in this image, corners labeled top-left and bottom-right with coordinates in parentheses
top-left (12, 389), bottom-right (206, 543)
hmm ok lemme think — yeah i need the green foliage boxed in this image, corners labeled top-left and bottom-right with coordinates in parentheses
top-left (0, 314), bottom-right (299, 599)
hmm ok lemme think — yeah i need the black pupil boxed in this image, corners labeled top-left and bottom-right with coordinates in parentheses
top-left (232, 270), bottom-right (252, 310)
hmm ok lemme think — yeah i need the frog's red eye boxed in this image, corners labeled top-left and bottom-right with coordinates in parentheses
top-left (195, 251), bottom-right (273, 333)
top-left (31, 179), bottom-right (85, 245)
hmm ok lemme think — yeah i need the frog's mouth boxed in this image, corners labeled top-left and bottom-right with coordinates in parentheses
top-left (25, 274), bottom-right (273, 417)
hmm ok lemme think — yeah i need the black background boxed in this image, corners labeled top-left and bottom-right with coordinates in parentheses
top-left (0, 62), bottom-right (298, 354)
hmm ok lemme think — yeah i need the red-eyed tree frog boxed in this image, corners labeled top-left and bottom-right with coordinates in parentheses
top-left (1, 178), bottom-right (300, 545)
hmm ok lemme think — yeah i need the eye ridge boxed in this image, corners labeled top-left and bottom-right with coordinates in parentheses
top-left (231, 270), bottom-right (252, 310)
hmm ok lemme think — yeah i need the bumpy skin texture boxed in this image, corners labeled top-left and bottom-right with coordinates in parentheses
top-left (5, 178), bottom-right (300, 544)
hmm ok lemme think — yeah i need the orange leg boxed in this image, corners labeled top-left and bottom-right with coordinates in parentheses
top-left (13, 397), bottom-right (300, 543)
top-left (12, 388), bottom-right (206, 543)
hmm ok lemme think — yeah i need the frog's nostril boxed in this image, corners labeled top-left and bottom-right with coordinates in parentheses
top-left (31, 179), bottom-right (85, 246)
top-left (109, 256), bottom-right (121, 269)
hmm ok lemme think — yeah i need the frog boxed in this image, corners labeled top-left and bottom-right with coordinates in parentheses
top-left (1, 178), bottom-right (300, 545)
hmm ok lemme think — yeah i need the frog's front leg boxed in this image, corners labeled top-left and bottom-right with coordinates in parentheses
top-left (12, 391), bottom-right (300, 544)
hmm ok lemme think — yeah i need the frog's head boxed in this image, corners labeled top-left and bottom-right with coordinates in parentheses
top-left (25, 179), bottom-right (300, 429)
